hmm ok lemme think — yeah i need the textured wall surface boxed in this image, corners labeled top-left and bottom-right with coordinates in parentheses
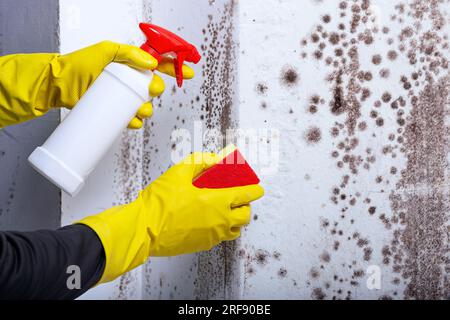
top-left (60, 0), bottom-right (449, 299)
top-left (237, 0), bottom-right (449, 299)
top-left (142, 0), bottom-right (240, 300)
top-left (0, 0), bottom-right (61, 231)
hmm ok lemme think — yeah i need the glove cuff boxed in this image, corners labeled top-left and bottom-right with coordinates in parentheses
top-left (77, 199), bottom-right (151, 284)
top-left (0, 53), bottom-right (59, 127)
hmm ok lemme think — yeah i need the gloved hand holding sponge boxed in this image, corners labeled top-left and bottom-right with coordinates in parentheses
top-left (0, 36), bottom-right (264, 285)
top-left (79, 152), bottom-right (264, 283)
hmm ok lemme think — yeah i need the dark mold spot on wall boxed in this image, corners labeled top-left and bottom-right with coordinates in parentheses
top-left (387, 50), bottom-right (398, 61)
top-left (273, 251), bottom-right (281, 260)
top-left (305, 126), bottom-right (322, 144)
top-left (256, 82), bottom-right (269, 95)
top-left (329, 71), bottom-right (346, 116)
top-left (115, 129), bottom-right (144, 298)
top-left (389, 76), bottom-right (450, 299)
top-left (254, 249), bottom-right (270, 266)
top-left (372, 54), bottom-right (382, 65)
top-left (308, 104), bottom-right (318, 114)
top-left (312, 287), bottom-right (326, 300)
top-left (115, 271), bottom-right (137, 300)
top-left (379, 68), bottom-right (390, 78)
top-left (310, 267), bottom-right (320, 279)
top-left (320, 251), bottom-right (331, 263)
top-left (381, 92), bottom-right (392, 103)
top-left (246, 266), bottom-right (255, 276)
top-left (280, 65), bottom-right (299, 87)
top-left (200, 0), bottom-right (237, 140)
top-left (116, 131), bottom-right (142, 206)
top-left (277, 268), bottom-right (288, 278)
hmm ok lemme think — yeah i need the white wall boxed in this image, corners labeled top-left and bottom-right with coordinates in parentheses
top-left (236, 0), bottom-right (449, 300)
top-left (60, 0), bottom-right (450, 300)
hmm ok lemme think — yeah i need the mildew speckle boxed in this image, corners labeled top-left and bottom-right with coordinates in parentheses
top-left (280, 66), bottom-right (299, 87)
top-left (310, 268), bottom-right (320, 279)
top-left (305, 126), bottom-right (322, 144)
top-left (195, 1), bottom-right (241, 298)
top-left (320, 251), bottom-right (331, 263)
top-left (312, 287), bottom-right (326, 300)
top-left (298, 0), bottom-right (450, 300)
top-left (256, 82), bottom-right (268, 95)
top-left (255, 249), bottom-right (270, 266)
top-left (200, 0), bottom-right (237, 138)
top-left (277, 268), bottom-right (288, 278)
top-left (372, 54), bottom-right (382, 65)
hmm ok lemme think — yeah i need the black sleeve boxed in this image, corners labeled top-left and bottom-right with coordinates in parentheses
top-left (0, 224), bottom-right (105, 300)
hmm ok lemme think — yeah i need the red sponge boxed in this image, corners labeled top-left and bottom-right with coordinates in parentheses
top-left (193, 145), bottom-right (260, 188)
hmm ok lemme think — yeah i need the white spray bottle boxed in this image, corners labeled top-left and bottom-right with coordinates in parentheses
top-left (28, 23), bottom-right (201, 196)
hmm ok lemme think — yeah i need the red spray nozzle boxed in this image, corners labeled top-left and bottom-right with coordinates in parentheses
top-left (139, 23), bottom-right (201, 87)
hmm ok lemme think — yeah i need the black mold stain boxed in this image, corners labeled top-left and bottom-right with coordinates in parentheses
top-left (246, 266), bottom-right (255, 276)
top-left (305, 126), bottom-right (322, 144)
top-left (308, 104), bottom-right (318, 114)
top-left (320, 251), bottom-right (331, 263)
top-left (116, 271), bottom-right (136, 300)
top-left (381, 92), bottom-right (392, 103)
top-left (312, 287), bottom-right (326, 300)
top-left (372, 54), bottom-right (382, 65)
top-left (387, 50), bottom-right (398, 60)
top-left (322, 14), bottom-right (331, 24)
top-left (254, 249), bottom-right (270, 266)
top-left (310, 268), bottom-right (320, 279)
top-left (389, 76), bottom-right (450, 299)
top-left (200, 0), bottom-right (237, 140)
top-left (196, 0), bottom-right (239, 299)
top-left (115, 128), bottom-right (148, 298)
top-left (280, 66), bottom-right (299, 87)
top-left (256, 82), bottom-right (269, 95)
top-left (273, 251), bottom-right (281, 260)
top-left (299, 0), bottom-right (449, 299)
top-left (277, 268), bottom-right (288, 278)
top-left (330, 72), bottom-right (345, 115)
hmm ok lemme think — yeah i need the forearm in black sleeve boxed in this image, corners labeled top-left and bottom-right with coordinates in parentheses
top-left (0, 224), bottom-right (105, 300)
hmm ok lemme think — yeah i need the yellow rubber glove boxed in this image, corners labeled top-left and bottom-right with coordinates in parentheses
top-left (78, 152), bottom-right (264, 284)
top-left (0, 41), bottom-right (195, 129)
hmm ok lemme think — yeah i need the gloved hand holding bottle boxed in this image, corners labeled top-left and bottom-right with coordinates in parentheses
top-left (0, 41), bottom-right (194, 129)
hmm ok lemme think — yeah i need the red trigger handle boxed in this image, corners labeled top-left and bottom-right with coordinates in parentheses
top-left (174, 52), bottom-right (188, 87)
top-left (139, 23), bottom-right (201, 88)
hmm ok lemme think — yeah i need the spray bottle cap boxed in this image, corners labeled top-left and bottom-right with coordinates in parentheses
top-left (139, 23), bottom-right (201, 87)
